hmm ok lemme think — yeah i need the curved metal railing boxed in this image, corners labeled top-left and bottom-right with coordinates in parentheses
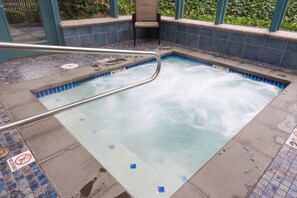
top-left (0, 42), bottom-right (161, 132)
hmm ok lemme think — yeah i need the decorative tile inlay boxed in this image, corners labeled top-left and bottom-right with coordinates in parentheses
top-left (130, 164), bottom-right (137, 169)
top-left (157, 186), bottom-right (165, 193)
top-left (250, 142), bottom-right (297, 198)
top-left (0, 103), bottom-right (58, 197)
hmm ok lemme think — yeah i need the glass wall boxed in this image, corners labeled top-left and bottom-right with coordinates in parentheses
top-left (118, 0), bottom-right (135, 15)
top-left (57, 0), bottom-right (109, 20)
top-left (118, 0), bottom-right (175, 17)
top-left (3, 0), bottom-right (46, 42)
top-left (184, 0), bottom-right (217, 22)
top-left (159, 0), bottom-right (175, 17)
top-left (281, 0), bottom-right (297, 31)
top-left (225, 0), bottom-right (277, 28)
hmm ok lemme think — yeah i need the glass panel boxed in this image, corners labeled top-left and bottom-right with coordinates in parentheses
top-left (57, 0), bottom-right (109, 20)
top-left (281, 0), bottom-right (297, 32)
top-left (184, 0), bottom-right (217, 22)
top-left (119, 0), bottom-right (175, 17)
top-left (225, 0), bottom-right (277, 29)
top-left (118, 0), bottom-right (135, 15)
top-left (159, 0), bottom-right (175, 17)
top-left (3, 0), bottom-right (46, 43)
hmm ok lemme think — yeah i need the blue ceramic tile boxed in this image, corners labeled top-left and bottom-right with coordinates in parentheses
top-left (261, 48), bottom-right (283, 66)
top-left (286, 42), bottom-right (297, 53)
top-left (160, 28), bottom-right (166, 40)
top-left (198, 36), bottom-right (213, 51)
top-left (8, 183), bottom-right (17, 191)
top-left (166, 30), bottom-right (176, 42)
top-left (107, 31), bottom-right (117, 44)
top-left (30, 183), bottom-right (40, 191)
top-left (200, 28), bottom-right (213, 37)
top-left (117, 22), bottom-right (129, 30)
top-left (229, 32), bottom-right (246, 43)
top-left (180, 176), bottom-right (187, 182)
top-left (94, 33), bottom-right (106, 47)
top-left (186, 33), bottom-right (199, 48)
top-left (226, 41), bottom-right (244, 57)
top-left (93, 25), bottom-right (105, 33)
top-left (187, 26), bottom-right (200, 34)
top-left (106, 23), bottom-right (117, 32)
top-left (36, 174), bottom-right (46, 181)
top-left (177, 25), bottom-right (187, 32)
top-left (64, 37), bottom-right (80, 47)
top-left (246, 35), bottom-right (265, 46)
top-left (117, 29), bottom-right (129, 42)
top-left (40, 178), bottom-right (48, 187)
top-left (166, 23), bottom-right (176, 31)
top-left (148, 29), bottom-right (158, 39)
top-left (214, 30), bottom-right (229, 40)
top-left (80, 35), bottom-right (94, 47)
top-left (129, 28), bottom-right (135, 40)
top-left (136, 29), bottom-right (149, 39)
top-left (242, 44), bottom-right (263, 61)
top-left (79, 26), bottom-right (92, 35)
top-left (63, 28), bottom-right (79, 37)
top-left (130, 164), bottom-right (137, 169)
top-left (158, 186), bottom-right (165, 193)
top-left (280, 51), bottom-right (297, 70)
top-left (212, 38), bottom-right (227, 54)
top-left (265, 38), bottom-right (287, 50)
top-left (176, 32), bottom-right (187, 45)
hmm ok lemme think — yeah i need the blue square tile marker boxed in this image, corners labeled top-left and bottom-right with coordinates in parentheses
top-left (130, 164), bottom-right (137, 169)
top-left (158, 186), bottom-right (165, 193)
top-left (108, 145), bottom-right (115, 150)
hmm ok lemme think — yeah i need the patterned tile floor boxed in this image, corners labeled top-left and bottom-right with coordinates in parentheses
top-left (0, 105), bottom-right (58, 197)
top-left (1, 39), bottom-right (297, 197)
top-left (250, 145), bottom-right (297, 198)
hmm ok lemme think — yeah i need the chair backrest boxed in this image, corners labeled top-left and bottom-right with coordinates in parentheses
top-left (135, 0), bottom-right (158, 21)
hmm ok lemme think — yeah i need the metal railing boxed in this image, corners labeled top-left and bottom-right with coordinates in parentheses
top-left (0, 42), bottom-right (161, 132)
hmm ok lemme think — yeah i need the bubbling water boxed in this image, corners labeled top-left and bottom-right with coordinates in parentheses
top-left (40, 57), bottom-right (282, 196)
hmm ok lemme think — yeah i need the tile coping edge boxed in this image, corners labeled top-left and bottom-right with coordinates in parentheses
top-left (60, 15), bottom-right (297, 42)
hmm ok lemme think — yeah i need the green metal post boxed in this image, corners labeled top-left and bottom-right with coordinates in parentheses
top-left (49, 0), bottom-right (65, 45)
top-left (0, 0), bottom-right (11, 62)
top-left (109, 0), bottom-right (118, 18)
top-left (215, 0), bottom-right (228, 24)
top-left (175, 0), bottom-right (184, 20)
top-left (269, 0), bottom-right (289, 32)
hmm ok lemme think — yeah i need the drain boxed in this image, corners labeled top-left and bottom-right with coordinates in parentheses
top-left (61, 63), bottom-right (79, 70)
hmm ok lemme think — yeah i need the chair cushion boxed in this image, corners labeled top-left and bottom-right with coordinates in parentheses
top-left (135, 21), bottom-right (159, 28)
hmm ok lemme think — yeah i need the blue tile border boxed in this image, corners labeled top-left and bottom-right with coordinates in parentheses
top-left (35, 72), bottom-right (111, 99)
top-left (35, 54), bottom-right (288, 99)
top-left (229, 69), bottom-right (287, 89)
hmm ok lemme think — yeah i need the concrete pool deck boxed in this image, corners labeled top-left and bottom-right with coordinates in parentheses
top-left (1, 40), bottom-right (297, 197)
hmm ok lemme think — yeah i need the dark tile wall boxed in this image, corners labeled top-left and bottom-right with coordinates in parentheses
top-left (62, 21), bottom-right (155, 48)
top-left (162, 21), bottom-right (297, 70)
top-left (62, 20), bottom-right (297, 70)
top-left (63, 22), bottom-right (132, 47)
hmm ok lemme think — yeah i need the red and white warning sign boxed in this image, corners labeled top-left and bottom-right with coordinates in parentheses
top-left (286, 128), bottom-right (297, 150)
top-left (7, 150), bottom-right (36, 172)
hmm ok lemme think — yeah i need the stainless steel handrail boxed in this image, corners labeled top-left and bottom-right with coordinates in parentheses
top-left (0, 42), bottom-right (161, 132)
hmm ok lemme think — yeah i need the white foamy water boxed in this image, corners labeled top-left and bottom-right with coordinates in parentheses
top-left (40, 57), bottom-right (282, 197)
